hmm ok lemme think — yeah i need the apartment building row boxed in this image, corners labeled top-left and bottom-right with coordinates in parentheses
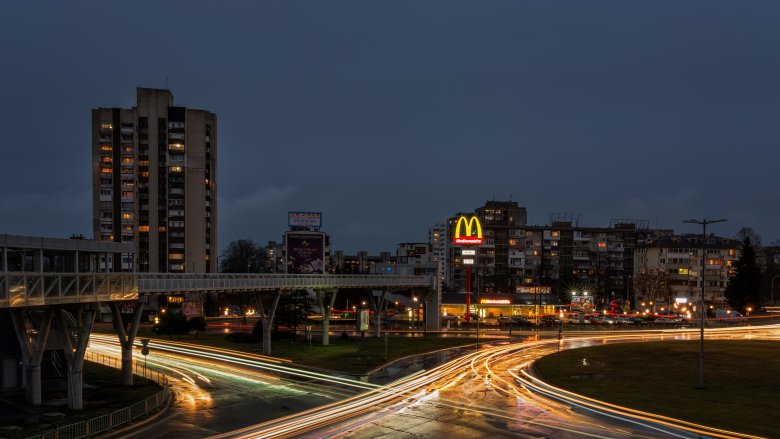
top-left (439, 200), bottom-right (748, 310)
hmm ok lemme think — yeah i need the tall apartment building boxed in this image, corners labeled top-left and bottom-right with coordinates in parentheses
top-left (92, 88), bottom-right (217, 272)
top-left (429, 223), bottom-right (447, 294)
top-left (634, 234), bottom-right (740, 307)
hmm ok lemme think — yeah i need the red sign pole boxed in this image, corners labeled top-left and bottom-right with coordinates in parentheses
top-left (465, 265), bottom-right (471, 323)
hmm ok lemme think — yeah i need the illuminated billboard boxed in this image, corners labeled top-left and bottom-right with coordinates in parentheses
top-left (570, 295), bottom-right (594, 312)
top-left (288, 211), bottom-right (322, 228)
top-left (453, 215), bottom-right (483, 245)
top-left (285, 232), bottom-right (325, 274)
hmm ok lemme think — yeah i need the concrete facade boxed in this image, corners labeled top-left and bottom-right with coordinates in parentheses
top-left (92, 88), bottom-right (217, 273)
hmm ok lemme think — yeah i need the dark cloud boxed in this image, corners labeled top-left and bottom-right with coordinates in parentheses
top-left (1, 0), bottom-right (778, 251)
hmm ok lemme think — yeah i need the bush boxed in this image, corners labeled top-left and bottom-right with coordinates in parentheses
top-left (188, 316), bottom-right (207, 337)
top-left (157, 313), bottom-right (189, 337)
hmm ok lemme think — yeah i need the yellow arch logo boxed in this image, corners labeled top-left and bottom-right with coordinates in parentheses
top-left (453, 215), bottom-right (483, 245)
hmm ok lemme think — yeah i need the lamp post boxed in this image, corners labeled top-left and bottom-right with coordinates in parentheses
top-left (683, 218), bottom-right (727, 389)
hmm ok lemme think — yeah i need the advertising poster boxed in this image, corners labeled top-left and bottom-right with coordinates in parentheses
top-left (285, 232), bottom-right (325, 274)
top-left (358, 309), bottom-right (370, 332)
top-left (182, 301), bottom-right (203, 318)
top-left (570, 295), bottom-right (594, 312)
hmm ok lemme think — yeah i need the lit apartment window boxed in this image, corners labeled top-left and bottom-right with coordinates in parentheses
top-left (170, 166), bottom-right (183, 173)
top-left (139, 225), bottom-right (150, 232)
top-left (101, 122), bottom-right (112, 129)
top-left (100, 168), bottom-right (112, 174)
top-left (169, 253), bottom-right (184, 260)
top-left (551, 231), bottom-right (559, 237)
top-left (122, 213), bottom-right (133, 220)
top-left (122, 157), bottom-right (133, 164)
top-left (100, 145), bottom-right (112, 151)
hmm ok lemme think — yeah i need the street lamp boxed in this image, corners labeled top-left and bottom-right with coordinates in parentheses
top-left (683, 218), bottom-right (727, 389)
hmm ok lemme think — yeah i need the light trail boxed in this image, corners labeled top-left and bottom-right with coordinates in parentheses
top-left (212, 324), bottom-right (779, 438)
top-left (91, 334), bottom-right (377, 392)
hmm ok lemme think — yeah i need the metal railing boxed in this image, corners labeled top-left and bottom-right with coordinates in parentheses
top-left (1, 272), bottom-right (433, 307)
top-left (139, 273), bottom-right (435, 293)
top-left (0, 273), bottom-right (139, 308)
top-left (24, 352), bottom-right (170, 439)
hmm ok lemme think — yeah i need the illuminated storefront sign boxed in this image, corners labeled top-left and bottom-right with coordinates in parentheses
top-left (462, 249), bottom-right (476, 255)
top-left (463, 258), bottom-right (475, 265)
top-left (480, 299), bottom-right (511, 305)
top-left (453, 215), bottom-right (483, 245)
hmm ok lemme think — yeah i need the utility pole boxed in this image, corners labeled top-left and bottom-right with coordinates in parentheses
top-left (683, 218), bottom-right (727, 389)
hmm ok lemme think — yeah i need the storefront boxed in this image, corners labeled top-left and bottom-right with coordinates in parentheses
top-left (441, 292), bottom-right (560, 322)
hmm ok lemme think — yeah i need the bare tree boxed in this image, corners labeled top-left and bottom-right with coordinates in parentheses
top-left (219, 239), bottom-right (266, 273)
top-left (633, 270), bottom-right (671, 307)
top-left (736, 227), bottom-right (762, 248)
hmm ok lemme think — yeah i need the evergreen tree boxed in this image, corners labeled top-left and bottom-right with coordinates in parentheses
top-left (725, 237), bottom-right (763, 311)
top-left (275, 290), bottom-right (315, 336)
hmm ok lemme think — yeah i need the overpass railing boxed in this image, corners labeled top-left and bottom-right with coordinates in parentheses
top-left (139, 273), bottom-right (434, 293)
top-left (0, 272), bottom-right (139, 308)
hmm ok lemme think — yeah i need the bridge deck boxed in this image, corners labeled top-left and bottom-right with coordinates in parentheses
top-left (0, 273), bottom-right (433, 307)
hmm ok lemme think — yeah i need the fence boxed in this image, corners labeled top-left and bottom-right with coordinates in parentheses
top-left (25, 352), bottom-right (171, 439)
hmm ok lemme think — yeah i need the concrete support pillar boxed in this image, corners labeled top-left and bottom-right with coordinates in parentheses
top-left (255, 292), bottom-right (281, 356)
top-left (10, 309), bottom-right (53, 406)
top-left (111, 302), bottom-right (144, 386)
top-left (425, 288), bottom-right (440, 331)
top-left (315, 289), bottom-right (338, 346)
top-left (57, 307), bottom-right (96, 410)
top-left (369, 289), bottom-right (387, 338)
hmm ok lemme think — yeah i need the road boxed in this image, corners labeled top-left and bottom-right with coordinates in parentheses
top-left (88, 334), bottom-right (369, 438)
top-left (213, 324), bottom-right (779, 439)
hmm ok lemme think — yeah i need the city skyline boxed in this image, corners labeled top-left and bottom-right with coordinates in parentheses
top-left (1, 1), bottom-right (778, 253)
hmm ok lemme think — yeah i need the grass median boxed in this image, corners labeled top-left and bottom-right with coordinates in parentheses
top-left (0, 362), bottom-right (162, 439)
top-left (534, 340), bottom-right (780, 438)
top-left (131, 329), bottom-right (481, 374)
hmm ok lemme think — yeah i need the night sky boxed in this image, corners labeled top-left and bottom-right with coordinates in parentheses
top-left (1, 1), bottom-right (778, 253)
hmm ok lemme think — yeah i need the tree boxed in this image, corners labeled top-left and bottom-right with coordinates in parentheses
top-left (736, 227), bottom-right (762, 247)
top-left (274, 290), bottom-right (315, 341)
top-left (156, 313), bottom-right (188, 338)
top-left (187, 316), bottom-right (207, 337)
top-left (219, 239), bottom-right (266, 273)
top-left (633, 270), bottom-right (671, 309)
top-left (725, 237), bottom-right (763, 311)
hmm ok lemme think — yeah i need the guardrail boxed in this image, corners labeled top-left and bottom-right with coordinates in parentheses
top-left (24, 352), bottom-right (170, 439)
top-left (0, 273), bottom-right (139, 308)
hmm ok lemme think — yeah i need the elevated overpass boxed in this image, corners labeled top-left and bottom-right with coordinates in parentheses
top-left (1, 270), bottom-right (435, 410)
top-left (1, 273), bottom-right (433, 307)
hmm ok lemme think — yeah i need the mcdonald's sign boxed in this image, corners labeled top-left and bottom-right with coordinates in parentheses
top-left (453, 215), bottom-right (483, 245)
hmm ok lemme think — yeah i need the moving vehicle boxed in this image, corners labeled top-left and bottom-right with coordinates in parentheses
top-left (715, 309), bottom-right (747, 322)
